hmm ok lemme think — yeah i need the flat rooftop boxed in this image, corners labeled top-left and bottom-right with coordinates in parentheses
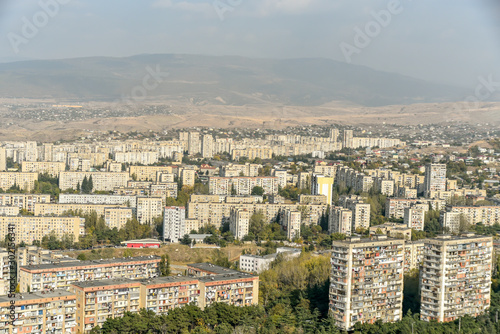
top-left (187, 263), bottom-right (240, 275)
top-left (140, 276), bottom-right (199, 285)
top-left (199, 272), bottom-right (257, 283)
top-left (0, 290), bottom-right (74, 303)
top-left (71, 278), bottom-right (139, 288)
top-left (21, 255), bottom-right (160, 271)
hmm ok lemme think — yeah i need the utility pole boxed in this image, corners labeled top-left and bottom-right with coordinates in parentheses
top-left (458, 317), bottom-right (461, 333)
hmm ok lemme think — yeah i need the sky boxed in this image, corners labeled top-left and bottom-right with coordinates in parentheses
top-left (0, 0), bottom-right (499, 89)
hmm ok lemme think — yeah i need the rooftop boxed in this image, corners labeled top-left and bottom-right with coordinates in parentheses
top-left (71, 278), bottom-right (139, 288)
top-left (187, 262), bottom-right (240, 275)
top-left (21, 255), bottom-right (160, 271)
top-left (0, 290), bottom-right (74, 304)
top-left (198, 272), bottom-right (257, 283)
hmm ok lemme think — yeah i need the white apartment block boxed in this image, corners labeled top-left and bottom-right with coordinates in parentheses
top-left (0, 193), bottom-right (51, 212)
top-left (68, 157), bottom-right (91, 172)
top-left (239, 254), bottom-right (276, 274)
top-left (59, 194), bottom-right (137, 208)
top-left (129, 166), bottom-right (174, 181)
top-left (104, 207), bottom-right (133, 229)
top-left (136, 197), bottom-right (163, 225)
top-left (329, 207), bottom-right (353, 235)
top-left (281, 210), bottom-right (301, 241)
top-left (0, 216), bottom-right (85, 245)
top-left (448, 206), bottom-right (500, 227)
top-left (424, 163), bottom-right (447, 197)
top-left (420, 234), bottom-right (492, 322)
top-left (273, 169), bottom-right (288, 188)
top-left (403, 203), bottom-right (429, 231)
top-left (114, 151), bottom-right (159, 165)
top-left (209, 176), bottom-right (279, 196)
top-left (21, 161), bottom-right (66, 177)
top-left (59, 172), bottom-right (130, 192)
top-left (201, 134), bottom-right (214, 158)
top-left (163, 206), bottom-right (186, 243)
top-left (34, 203), bottom-right (124, 217)
top-left (230, 208), bottom-right (250, 240)
top-left (181, 169), bottom-right (196, 187)
top-left (0, 172), bottom-right (38, 192)
top-left (330, 236), bottom-right (404, 330)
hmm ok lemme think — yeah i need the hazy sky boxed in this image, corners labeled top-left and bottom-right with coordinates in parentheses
top-left (1, 0), bottom-right (499, 88)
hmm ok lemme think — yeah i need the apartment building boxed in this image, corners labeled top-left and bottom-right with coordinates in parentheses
top-left (71, 279), bottom-right (141, 333)
top-left (34, 203), bottom-right (125, 217)
top-left (403, 203), bottom-right (429, 231)
top-left (104, 207), bottom-right (133, 229)
top-left (404, 240), bottom-right (424, 273)
top-left (187, 263), bottom-right (259, 309)
top-left (114, 151), bottom-right (159, 165)
top-left (0, 194), bottom-right (51, 213)
top-left (186, 199), bottom-right (327, 228)
top-left (299, 194), bottom-right (328, 205)
top-left (140, 276), bottom-right (200, 314)
top-left (329, 207), bottom-right (353, 235)
top-left (369, 223), bottom-right (411, 240)
top-left (329, 236), bottom-right (404, 330)
top-left (21, 161), bottom-right (66, 177)
top-left (129, 166), bottom-right (174, 182)
top-left (385, 198), bottom-right (445, 219)
top-left (209, 176), bottom-right (279, 196)
top-left (59, 193), bottom-right (137, 208)
top-left (0, 290), bottom-right (76, 334)
top-left (424, 163), bottom-right (447, 197)
top-left (201, 134), bottom-right (214, 158)
top-left (312, 174), bottom-right (334, 205)
top-left (136, 197), bottom-right (163, 225)
top-left (59, 172), bottom-right (129, 192)
top-left (0, 172), bottom-right (38, 192)
top-left (420, 234), bottom-right (492, 322)
top-left (341, 196), bottom-right (371, 231)
top-left (229, 208), bottom-right (250, 240)
top-left (150, 182), bottom-right (178, 199)
top-left (0, 216), bottom-right (85, 245)
top-left (19, 256), bottom-right (160, 293)
top-left (181, 169), bottom-right (196, 187)
top-left (281, 210), bottom-right (301, 241)
top-left (231, 147), bottom-right (273, 161)
top-left (0, 206), bottom-right (19, 215)
top-left (68, 157), bottom-right (91, 172)
top-left (239, 254), bottom-right (277, 274)
top-left (163, 206), bottom-right (185, 243)
top-left (446, 205), bottom-right (500, 227)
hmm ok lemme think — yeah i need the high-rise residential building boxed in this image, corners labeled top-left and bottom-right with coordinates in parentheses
top-left (329, 128), bottom-right (339, 142)
top-left (403, 240), bottom-right (424, 273)
top-left (312, 174), bottom-right (334, 205)
top-left (188, 131), bottom-right (201, 155)
top-left (403, 203), bottom-right (429, 231)
top-left (24, 141), bottom-right (38, 162)
top-left (420, 234), bottom-right (492, 322)
top-left (330, 235), bottom-right (404, 330)
top-left (59, 172), bottom-right (130, 192)
top-left (230, 208), bottom-right (250, 240)
top-left (328, 207), bottom-right (353, 235)
top-left (343, 130), bottom-right (354, 149)
top-left (273, 169), bottom-right (288, 188)
top-left (281, 210), bottom-right (301, 240)
top-left (424, 163), bottom-right (447, 197)
top-left (181, 168), bottom-right (196, 187)
top-left (0, 147), bottom-right (6, 171)
top-left (136, 197), bottom-right (163, 225)
top-left (163, 206), bottom-right (186, 243)
top-left (201, 134), bottom-right (214, 158)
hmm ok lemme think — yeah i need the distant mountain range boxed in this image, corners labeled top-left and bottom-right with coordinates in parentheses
top-left (0, 54), bottom-right (471, 107)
